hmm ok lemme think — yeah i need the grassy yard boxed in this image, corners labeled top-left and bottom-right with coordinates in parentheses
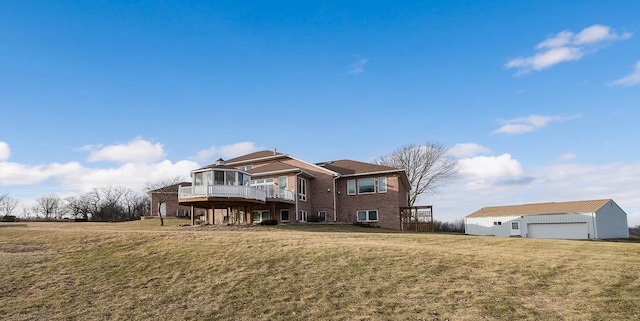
top-left (1, 219), bottom-right (639, 320)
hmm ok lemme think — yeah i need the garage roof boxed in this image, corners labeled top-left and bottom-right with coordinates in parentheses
top-left (467, 199), bottom-right (613, 218)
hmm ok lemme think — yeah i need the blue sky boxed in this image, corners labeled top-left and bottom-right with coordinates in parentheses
top-left (1, 1), bottom-right (640, 224)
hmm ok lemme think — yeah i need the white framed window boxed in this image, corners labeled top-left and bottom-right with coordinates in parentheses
top-left (298, 177), bottom-right (307, 201)
top-left (511, 222), bottom-right (519, 229)
top-left (378, 177), bottom-right (387, 193)
top-left (237, 165), bottom-right (253, 171)
top-left (252, 210), bottom-right (270, 222)
top-left (357, 210), bottom-right (378, 222)
top-left (318, 211), bottom-right (326, 222)
top-left (357, 178), bottom-right (375, 194)
top-left (280, 209), bottom-right (290, 222)
top-left (299, 210), bottom-right (307, 222)
top-left (347, 180), bottom-right (356, 195)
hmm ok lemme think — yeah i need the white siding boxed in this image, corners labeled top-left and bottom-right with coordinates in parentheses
top-left (467, 213), bottom-right (597, 239)
top-left (594, 200), bottom-right (629, 239)
top-left (465, 216), bottom-right (521, 237)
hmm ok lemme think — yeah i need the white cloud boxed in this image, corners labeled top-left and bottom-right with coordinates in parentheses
top-left (506, 24), bottom-right (632, 74)
top-left (195, 141), bottom-right (259, 162)
top-left (448, 143), bottom-right (491, 158)
top-left (86, 137), bottom-right (165, 163)
top-left (0, 142), bottom-right (10, 161)
top-left (492, 114), bottom-right (571, 135)
top-left (0, 161), bottom-right (84, 186)
top-left (558, 153), bottom-right (577, 161)
top-left (574, 25), bottom-right (632, 45)
top-left (491, 115), bottom-right (579, 135)
top-left (348, 57), bottom-right (368, 74)
top-left (458, 154), bottom-right (523, 180)
top-left (611, 60), bottom-right (640, 87)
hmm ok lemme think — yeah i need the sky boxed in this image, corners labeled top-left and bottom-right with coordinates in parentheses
top-left (1, 1), bottom-right (640, 225)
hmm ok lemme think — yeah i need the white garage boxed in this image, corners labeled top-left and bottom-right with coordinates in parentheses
top-left (465, 199), bottom-right (629, 240)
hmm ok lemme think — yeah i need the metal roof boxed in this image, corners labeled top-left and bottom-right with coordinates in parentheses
top-left (467, 199), bottom-right (613, 218)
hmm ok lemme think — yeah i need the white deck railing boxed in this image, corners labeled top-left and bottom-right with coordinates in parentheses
top-left (178, 185), bottom-right (267, 202)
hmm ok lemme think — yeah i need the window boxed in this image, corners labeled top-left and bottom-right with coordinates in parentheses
top-left (214, 171), bottom-right (225, 185)
top-left (299, 210), bottom-right (307, 222)
top-left (378, 177), bottom-right (387, 193)
top-left (347, 180), bottom-right (356, 195)
top-left (280, 209), bottom-right (290, 222)
top-left (357, 178), bottom-right (375, 194)
top-left (252, 210), bottom-right (270, 222)
top-left (357, 210), bottom-right (378, 222)
top-left (177, 209), bottom-right (189, 217)
top-left (298, 177), bottom-right (307, 201)
top-left (318, 211), bottom-right (326, 222)
top-left (225, 171), bottom-right (236, 185)
top-left (511, 222), bottom-right (519, 230)
top-left (237, 165), bottom-right (253, 171)
top-left (194, 172), bottom-right (203, 186)
top-left (493, 221), bottom-right (502, 226)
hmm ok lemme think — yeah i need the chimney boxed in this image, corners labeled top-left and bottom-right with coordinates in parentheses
top-left (273, 148), bottom-right (277, 155)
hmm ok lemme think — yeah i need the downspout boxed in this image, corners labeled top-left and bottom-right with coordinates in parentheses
top-left (295, 172), bottom-right (300, 222)
top-left (333, 175), bottom-right (339, 222)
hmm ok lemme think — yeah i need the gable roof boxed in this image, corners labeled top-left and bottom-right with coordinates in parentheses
top-left (226, 150), bottom-right (285, 164)
top-left (317, 159), bottom-right (400, 176)
top-left (248, 161), bottom-right (315, 178)
top-left (467, 199), bottom-right (613, 218)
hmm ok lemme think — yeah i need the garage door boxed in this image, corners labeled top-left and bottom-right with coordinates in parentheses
top-left (527, 223), bottom-right (588, 239)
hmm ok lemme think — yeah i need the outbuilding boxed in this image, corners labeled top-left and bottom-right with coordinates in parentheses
top-left (465, 199), bottom-right (629, 240)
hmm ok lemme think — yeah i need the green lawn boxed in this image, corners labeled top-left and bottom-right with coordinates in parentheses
top-left (1, 220), bottom-right (639, 320)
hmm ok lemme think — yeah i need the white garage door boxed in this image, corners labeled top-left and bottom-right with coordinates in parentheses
top-left (527, 223), bottom-right (588, 239)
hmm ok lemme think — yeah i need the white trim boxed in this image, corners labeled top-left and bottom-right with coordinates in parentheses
top-left (356, 210), bottom-right (378, 222)
top-left (299, 210), bottom-right (308, 222)
top-left (357, 177), bottom-right (376, 195)
top-left (339, 169), bottom-right (404, 178)
top-left (378, 177), bottom-right (387, 193)
top-left (298, 177), bottom-right (307, 201)
top-left (347, 179), bottom-right (356, 195)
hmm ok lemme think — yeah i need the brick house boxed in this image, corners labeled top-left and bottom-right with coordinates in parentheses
top-left (170, 150), bottom-right (412, 230)
top-left (148, 182), bottom-right (206, 218)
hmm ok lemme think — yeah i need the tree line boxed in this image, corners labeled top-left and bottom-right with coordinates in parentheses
top-left (1, 187), bottom-right (150, 222)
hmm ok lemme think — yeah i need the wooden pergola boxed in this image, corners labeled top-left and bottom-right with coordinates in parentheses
top-left (400, 205), bottom-right (434, 232)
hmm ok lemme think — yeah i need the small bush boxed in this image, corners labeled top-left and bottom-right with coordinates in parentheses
top-left (1, 215), bottom-right (18, 222)
top-left (259, 220), bottom-right (278, 226)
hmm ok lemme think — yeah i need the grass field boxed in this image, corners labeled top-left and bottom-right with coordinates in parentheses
top-left (1, 219), bottom-right (639, 320)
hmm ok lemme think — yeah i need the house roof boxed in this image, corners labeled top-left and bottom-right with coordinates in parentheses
top-left (149, 182), bottom-right (191, 193)
top-left (248, 161), bottom-right (315, 178)
top-left (318, 159), bottom-right (411, 190)
top-left (467, 199), bottom-right (613, 218)
top-left (317, 159), bottom-right (400, 176)
top-left (226, 150), bottom-right (285, 164)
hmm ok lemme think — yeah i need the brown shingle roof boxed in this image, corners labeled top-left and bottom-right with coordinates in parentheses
top-left (249, 161), bottom-right (300, 175)
top-left (318, 159), bottom-right (401, 175)
top-left (226, 150), bottom-right (285, 164)
top-left (467, 199), bottom-right (613, 218)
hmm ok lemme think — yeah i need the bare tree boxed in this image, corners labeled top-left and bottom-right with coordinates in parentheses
top-left (0, 192), bottom-right (19, 217)
top-left (146, 176), bottom-right (184, 226)
top-left (376, 142), bottom-right (459, 206)
top-left (34, 194), bottom-right (63, 219)
top-left (65, 195), bottom-right (92, 220)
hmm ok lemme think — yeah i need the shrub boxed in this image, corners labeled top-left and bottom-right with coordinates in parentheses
top-left (1, 215), bottom-right (17, 222)
top-left (259, 220), bottom-right (278, 226)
